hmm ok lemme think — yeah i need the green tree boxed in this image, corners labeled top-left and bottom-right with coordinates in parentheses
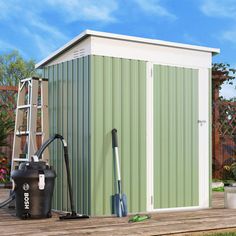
top-left (0, 104), bottom-right (14, 156)
top-left (212, 63), bottom-right (236, 100)
top-left (0, 50), bottom-right (40, 86)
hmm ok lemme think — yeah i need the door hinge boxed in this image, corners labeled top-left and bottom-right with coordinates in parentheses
top-left (151, 195), bottom-right (153, 205)
top-left (150, 68), bottom-right (153, 77)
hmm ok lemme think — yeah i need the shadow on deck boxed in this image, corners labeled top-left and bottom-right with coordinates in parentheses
top-left (0, 189), bottom-right (236, 236)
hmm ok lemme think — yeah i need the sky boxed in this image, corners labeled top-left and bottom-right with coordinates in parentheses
top-left (0, 0), bottom-right (235, 99)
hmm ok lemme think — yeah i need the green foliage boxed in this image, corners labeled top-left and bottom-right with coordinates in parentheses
top-left (212, 63), bottom-right (236, 85)
top-left (212, 186), bottom-right (224, 192)
top-left (212, 63), bottom-right (236, 101)
top-left (0, 50), bottom-right (40, 86)
top-left (0, 157), bottom-right (10, 183)
top-left (206, 233), bottom-right (236, 236)
top-left (222, 158), bottom-right (236, 181)
top-left (0, 104), bottom-right (14, 156)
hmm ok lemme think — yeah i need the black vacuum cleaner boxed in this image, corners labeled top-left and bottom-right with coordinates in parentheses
top-left (1, 134), bottom-right (89, 220)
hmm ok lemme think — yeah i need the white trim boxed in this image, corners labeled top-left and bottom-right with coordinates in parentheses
top-left (35, 30), bottom-right (89, 68)
top-left (91, 36), bottom-right (214, 69)
top-left (198, 68), bottom-right (210, 208)
top-left (89, 30), bottom-right (220, 53)
top-left (149, 206), bottom-right (208, 213)
top-left (146, 62), bottom-right (154, 212)
top-left (46, 37), bottom-right (91, 67)
top-left (36, 29), bottom-right (220, 68)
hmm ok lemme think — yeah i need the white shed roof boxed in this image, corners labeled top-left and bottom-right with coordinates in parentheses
top-left (36, 29), bottom-right (220, 69)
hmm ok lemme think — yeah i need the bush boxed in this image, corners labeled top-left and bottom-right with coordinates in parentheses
top-left (0, 157), bottom-right (10, 183)
top-left (222, 158), bottom-right (236, 181)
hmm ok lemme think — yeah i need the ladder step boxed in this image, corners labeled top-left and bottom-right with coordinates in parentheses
top-left (17, 105), bottom-right (30, 109)
top-left (13, 158), bottom-right (29, 162)
top-left (16, 131), bottom-right (43, 136)
top-left (20, 77), bottom-right (39, 83)
top-left (17, 105), bottom-right (42, 109)
top-left (16, 131), bottom-right (29, 136)
top-left (36, 132), bottom-right (43, 135)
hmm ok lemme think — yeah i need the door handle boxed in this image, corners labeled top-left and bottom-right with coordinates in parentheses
top-left (198, 120), bottom-right (207, 126)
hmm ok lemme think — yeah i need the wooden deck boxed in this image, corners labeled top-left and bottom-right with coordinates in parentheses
top-left (1, 189), bottom-right (236, 235)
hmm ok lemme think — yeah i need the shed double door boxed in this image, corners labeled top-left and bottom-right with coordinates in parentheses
top-left (153, 64), bottom-right (199, 209)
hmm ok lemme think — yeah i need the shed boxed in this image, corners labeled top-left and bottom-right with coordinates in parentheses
top-left (36, 30), bottom-right (220, 216)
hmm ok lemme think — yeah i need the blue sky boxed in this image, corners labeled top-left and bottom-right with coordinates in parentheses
top-left (0, 0), bottom-right (235, 98)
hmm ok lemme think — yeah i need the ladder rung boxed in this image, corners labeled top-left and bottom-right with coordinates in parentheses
top-left (13, 158), bottom-right (29, 162)
top-left (16, 131), bottom-right (29, 136)
top-left (17, 105), bottom-right (42, 109)
top-left (20, 77), bottom-right (39, 83)
top-left (18, 105), bottom-right (30, 109)
top-left (16, 131), bottom-right (43, 136)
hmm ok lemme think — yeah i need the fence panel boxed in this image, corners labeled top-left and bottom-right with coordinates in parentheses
top-left (212, 101), bottom-right (236, 178)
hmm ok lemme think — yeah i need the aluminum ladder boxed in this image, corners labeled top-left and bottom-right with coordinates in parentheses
top-left (11, 77), bottom-right (49, 171)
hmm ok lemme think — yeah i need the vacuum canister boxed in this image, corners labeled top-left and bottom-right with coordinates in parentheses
top-left (11, 161), bottom-right (56, 219)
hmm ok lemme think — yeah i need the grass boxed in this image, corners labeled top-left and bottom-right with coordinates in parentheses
top-left (212, 178), bottom-right (223, 182)
top-left (212, 186), bottom-right (224, 192)
top-left (206, 233), bottom-right (236, 236)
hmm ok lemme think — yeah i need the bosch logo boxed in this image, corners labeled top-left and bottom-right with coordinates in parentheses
top-left (22, 183), bottom-right (30, 191)
top-left (24, 192), bottom-right (30, 210)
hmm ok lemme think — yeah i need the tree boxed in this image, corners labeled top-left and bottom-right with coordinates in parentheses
top-left (212, 63), bottom-right (236, 99)
top-left (0, 104), bottom-right (14, 154)
top-left (0, 50), bottom-right (40, 86)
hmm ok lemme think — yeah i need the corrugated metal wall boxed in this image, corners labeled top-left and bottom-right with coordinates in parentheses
top-left (43, 57), bottom-right (90, 214)
top-left (153, 64), bottom-right (199, 209)
top-left (90, 55), bottom-right (147, 216)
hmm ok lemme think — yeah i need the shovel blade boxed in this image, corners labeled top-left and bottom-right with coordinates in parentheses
top-left (114, 193), bottom-right (128, 217)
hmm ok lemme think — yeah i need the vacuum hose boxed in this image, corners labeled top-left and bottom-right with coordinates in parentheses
top-left (0, 191), bottom-right (15, 208)
top-left (34, 134), bottom-right (89, 220)
top-left (34, 134), bottom-right (76, 217)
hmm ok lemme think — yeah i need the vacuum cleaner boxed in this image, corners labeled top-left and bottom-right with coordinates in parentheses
top-left (0, 134), bottom-right (89, 220)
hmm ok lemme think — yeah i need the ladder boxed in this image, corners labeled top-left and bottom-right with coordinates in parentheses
top-left (11, 77), bottom-right (49, 171)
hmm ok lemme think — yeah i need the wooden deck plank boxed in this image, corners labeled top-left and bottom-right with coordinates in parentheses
top-left (1, 189), bottom-right (236, 235)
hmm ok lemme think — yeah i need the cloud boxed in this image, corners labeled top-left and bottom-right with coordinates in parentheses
top-left (220, 82), bottom-right (236, 99)
top-left (200, 1), bottom-right (236, 46)
top-left (0, 1), bottom-right (69, 58)
top-left (0, 39), bottom-right (28, 57)
top-left (222, 28), bottom-right (236, 43)
top-left (46, 0), bottom-right (118, 22)
top-left (33, 35), bottom-right (58, 58)
top-left (0, 39), bottom-right (16, 51)
top-left (200, 0), bottom-right (236, 18)
top-left (28, 15), bottom-right (67, 41)
top-left (134, 0), bottom-right (177, 20)
top-left (183, 33), bottom-right (201, 45)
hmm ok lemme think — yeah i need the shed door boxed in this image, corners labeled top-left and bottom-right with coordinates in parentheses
top-left (153, 64), bottom-right (199, 209)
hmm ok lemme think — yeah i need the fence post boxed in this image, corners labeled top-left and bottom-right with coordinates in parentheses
top-left (212, 72), bottom-right (227, 178)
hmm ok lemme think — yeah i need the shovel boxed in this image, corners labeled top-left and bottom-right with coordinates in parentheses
top-left (112, 129), bottom-right (128, 217)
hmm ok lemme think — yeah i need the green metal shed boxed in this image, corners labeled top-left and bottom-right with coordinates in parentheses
top-left (36, 30), bottom-right (220, 216)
